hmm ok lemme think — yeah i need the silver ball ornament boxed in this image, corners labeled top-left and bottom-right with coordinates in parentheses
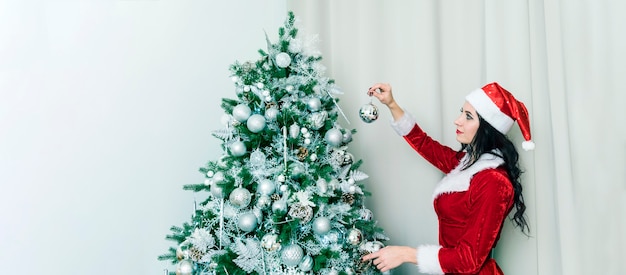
top-left (229, 187), bottom-right (251, 208)
top-left (249, 150), bottom-right (266, 167)
top-left (258, 179), bottom-right (276, 195)
top-left (299, 255), bottom-right (314, 272)
top-left (246, 114), bottom-right (266, 133)
top-left (256, 195), bottom-right (272, 209)
top-left (232, 104), bottom-right (252, 122)
top-left (347, 228), bottom-right (363, 246)
top-left (176, 259), bottom-right (193, 275)
top-left (324, 128), bottom-right (343, 147)
top-left (307, 97), bottom-right (322, 111)
top-left (343, 131), bottom-right (353, 143)
top-left (312, 217), bottom-right (331, 235)
top-left (280, 244), bottom-right (304, 267)
top-left (238, 212), bottom-right (258, 232)
top-left (275, 52), bottom-right (292, 68)
top-left (359, 208), bottom-right (373, 221)
top-left (359, 102), bottom-right (379, 123)
top-left (229, 141), bottom-right (247, 157)
top-left (272, 200), bottom-right (287, 214)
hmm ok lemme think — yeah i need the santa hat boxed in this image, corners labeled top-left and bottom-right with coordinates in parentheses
top-left (465, 82), bottom-right (535, 151)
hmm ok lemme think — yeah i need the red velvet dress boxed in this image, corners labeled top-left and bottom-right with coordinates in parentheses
top-left (402, 123), bottom-right (514, 275)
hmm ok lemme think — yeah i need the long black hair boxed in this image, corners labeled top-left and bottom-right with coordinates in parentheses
top-left (458, 115), bottom-right (529, 234)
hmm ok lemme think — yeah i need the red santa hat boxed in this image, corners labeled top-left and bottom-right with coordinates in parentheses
top-left (465, 82), bottom-right (535, 151)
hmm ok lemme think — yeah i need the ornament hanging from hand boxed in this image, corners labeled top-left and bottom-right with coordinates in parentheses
top-left (359, 89), bottom-right (379, 123)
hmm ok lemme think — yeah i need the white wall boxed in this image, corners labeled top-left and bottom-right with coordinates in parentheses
top-left (0, 1), bottom-right (286, 274)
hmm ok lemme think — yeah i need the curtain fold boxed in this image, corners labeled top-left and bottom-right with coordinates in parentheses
top-left (288, 1), bottom-right (625, 274)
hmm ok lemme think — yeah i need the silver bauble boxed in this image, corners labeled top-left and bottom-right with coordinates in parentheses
top-left (347, 228), bottom-right (364, 246)
top-left (307, 97), bottom-right (322, 111)
top-left (258, 179), bottom-right (276, 195)
top-left (247, 114), bottom-right (266, 133)
top-left (312, 217), bottom-right (331, 235)
top-left (359, 208), bottom-right (373, 221)
top-left (265, 107), bottom-right (279, 121)
top-left (232, 104), bottom-right (252, 122)
top-left (210, 182), bottom-right (225, 199)
top-left (238, 212), bottom-right (258, 232)
top-left (280, 244), bottom-right (304, 267)
top-left (299, 255), bottom-right (314, 272)
top-left (256, 195), bottom-right (272, 209)
top-left (343, 131), bottom-right (353, 143)
top-left (249, 150), bottom-right (266, 167)
top-left (275, 52), bottom-right (292, 68)
top-left (229, 187), bottom-right (251, 208)
top-left (176, 259), bottom-right (193, 275)
top-left (359, 102), bottom-right (379, 123)
top-left (229, 141), bottom-right (247, 157)
top-left (272, 200), bottom-right (288, 214)
top-left (324, 128), bottom-right (343, 147)
top-left (213, 171), bottom-right (225, 183)
top-left (308, 111), bottom-right (328, 130)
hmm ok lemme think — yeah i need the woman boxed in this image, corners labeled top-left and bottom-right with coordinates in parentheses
top-left (361, 82), bottom-right (533, 275)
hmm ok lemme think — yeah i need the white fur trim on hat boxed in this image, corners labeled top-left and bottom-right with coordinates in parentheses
top-left (465, 88), bottom-right (514, 134)
top-left (417, 245), bottom-right (444, 274)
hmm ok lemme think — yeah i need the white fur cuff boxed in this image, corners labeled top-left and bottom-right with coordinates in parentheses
top-left (417, 244), bottom-right (444, 275)
top-left (390, 111), bottom-right (416, 136)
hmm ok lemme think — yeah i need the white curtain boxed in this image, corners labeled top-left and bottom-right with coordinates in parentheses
top-left (288, 1), bottom-right (626, 274)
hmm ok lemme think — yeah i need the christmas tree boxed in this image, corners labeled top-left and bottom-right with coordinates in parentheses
top-left (159, 12), bottom-right (388, 275)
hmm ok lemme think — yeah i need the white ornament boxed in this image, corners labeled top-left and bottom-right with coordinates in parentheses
top-left (238, 212), bottom-right (258, 232)
top-left (249, 150), bottom-right (266, 167)
top-left (265, 107), bottom-right (279, 121)
top-left (343, 131), bottom-right (353, 143)
top-left (272, 200), bottom-right (287, 214)
top-left (275, 52), bottom-right (292, 68)
top-left (257, 82), bottom-right (264, 89)
top-left (324, 128), bottom-right (343, 147)
top-left (310, 153), bottom-right (317, 162)
top-left (213, 171), bottom-right (224, 183)
top-left (308, 111), bottom-right (328, 130)
top-left (232, 104), bottom-right (252, 122)
top-left (300, 127), bottom-right (309, 134)
top-left (229, 187), bottom-right (251, 208)
top-left (307, 97), bottom-right (322, 111)
top-left (280, 244), bottom-right (304, 267)
top-left (229, 141), bottom-right (247, 157)
top-left (206, 170), bottom-right (214, 177)
top-left (247, 114), bottom-right (266, 133)
top-left (176, 259), bottom-right (193, 275)
top-left (277, 174), bottom-right (286, 183)
top-left (256, 195), bottom-right (271, 209)
top-left (304, 138), bottom-right (311, 145)
top-left (258, 179), bottom-right (276, 195)
top-left (312, 217), bottom-right (331, 235)
top-left (244, 86), bottom-right (251, 92)
top-left (289, 124), bottom-right (300, 139)
top-left (299, 255), bottom-right (314, 272)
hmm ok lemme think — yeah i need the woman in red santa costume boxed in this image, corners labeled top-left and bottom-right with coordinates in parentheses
top-left (361, 82), bottom-right (533, 275)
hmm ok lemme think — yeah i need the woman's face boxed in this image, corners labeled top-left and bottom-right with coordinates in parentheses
top-left (454, 101), bottom-right (480, 145)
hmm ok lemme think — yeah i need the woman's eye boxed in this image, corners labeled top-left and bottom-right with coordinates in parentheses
top-left (466, 114), bottom-right (473, 120)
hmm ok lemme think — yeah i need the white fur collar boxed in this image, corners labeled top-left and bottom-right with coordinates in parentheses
top-left (432, 152), bottom-right (504, 200)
